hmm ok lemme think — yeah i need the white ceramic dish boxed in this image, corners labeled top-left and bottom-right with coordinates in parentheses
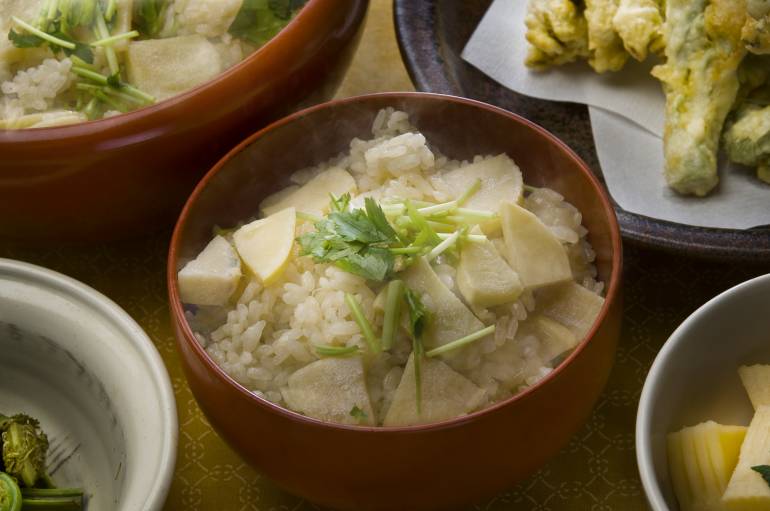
top-left (636, 273), bottom-right (770, 510)
top-left (0, 258), bottom-right (177, 510)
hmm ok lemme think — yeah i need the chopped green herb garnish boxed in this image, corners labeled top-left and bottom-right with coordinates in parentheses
top-left (417, 200), bottom-right (457, 217)
top-left (426, 229), bottom-right (462, 261)
top-left (133, 0), bottom-right (171, 38)
top-left (314, 344), bottom-right (359, 357)
top-left (349, 405), bottom-right (368, 423)
top-left (10, 17), bottom-right (75, 50)
top-left (297, 194), bottom-right (397, 282)
top-left (104, 0), bottom-right (118, 22)
top-left (91, 30), bottom-right (139, 47)
top-left (381, 280), bottom-right (404, 350)
top-left (523, 184), bottom-right (541, 194)
top-left (752, 465), bottom-right (770, 488)
top-left (425, 325), bottom-right (496, 358)
top-left (7, 29), bottom-right (44, 48)
top-left (404, 288), bottom-right (429, 414)
top-left (457, 178), bottom-right (482, 206)
top-left (230, 0), bottom-right (304, 46)
top-left (344, 293), bottom-right (380, 353)
top-left (296, 211), bottom-right (323, 223)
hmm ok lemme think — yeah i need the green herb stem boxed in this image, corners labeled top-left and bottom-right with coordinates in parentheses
top-left (389, 246), bottom-right (423, 255)
top-left (76, 83), bottom-right (144, 106)
top-left (380, 203), bottom-right (405, 216)
top-left (405, 200), bottom-right (441, 245)
top-left (523, 184), bottom-right (540, 194)
top-left (104, 0), bottom-right (118, 21)
top-left (425, 220), bottom-right (457, 233)
top-left (92, 89), bottom-right (128, 112)
top-left (344, 293), bottom-right (380, 353)
top-left (70, 55), bottom-right (97, 70)
top-left (417, 200), bottom-right (457, 216)
top-left (72, 66), bottom-right (154, 104)
top-left (93, 6), bottom-right (119, 74)
top-left (427, 230), bottom-right (461, 261)
top-left (91, 30), bottom-right (139, 47)
top-left (83, 97), bottom-right (100, 120)
top-left (71, 65), bottom-right (108, 84)
top-left (437, 232), bottom-right (486, 242)
top-left (413, 339), bottom-right (423, 415)
top-left (296, 211), bottom-right (322, 223)
top-left (426, 325), bottom-right (496, 357)
top-left (314, 344), bottom-right (360, 357)
top-left (11, 16), bottom-right (75, 49)
top-left (406, 199), bottom-right (433, 208)
top-left (457, 178), bottom-right (482, 206)
top-left (455, 207), bottom-right (496, 219)
top-left (381, 280), bottom-right (404, 350)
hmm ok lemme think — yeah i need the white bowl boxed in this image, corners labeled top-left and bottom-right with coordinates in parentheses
top-left (636, 273), bottom-right (770, 510)
top-left (0, 259), bottom-right (177, 510)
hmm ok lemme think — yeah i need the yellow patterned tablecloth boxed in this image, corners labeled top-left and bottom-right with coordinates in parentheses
top-left (3, 2), bottom-right (770, 509)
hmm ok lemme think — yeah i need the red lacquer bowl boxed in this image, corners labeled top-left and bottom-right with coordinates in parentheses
top-left (0, 0), bottom-right (368, 242)
top-left (168, 93), bottom-right (623, 511)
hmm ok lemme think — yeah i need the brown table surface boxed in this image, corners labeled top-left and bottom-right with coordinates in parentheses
top-left (3, 2), bottom-right (769, 509)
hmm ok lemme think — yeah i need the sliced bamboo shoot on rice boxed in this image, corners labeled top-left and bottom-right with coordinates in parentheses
top-left (260, 167), bottom-right (358, 218)
top-left (233, 207), bottom-right (295, 285)
top-left (178, 235), bottom-right (242, 306)
top-left (384, 354), bottom-right (485, 427)
top-left (456, 239), bottom-right (523, 309)
top-left (500, 201), bottom-right (572, 289)
top-left (284, 357), bottom-right (375, 426)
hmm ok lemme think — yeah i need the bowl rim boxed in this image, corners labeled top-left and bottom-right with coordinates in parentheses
top-left (168, 91), bottom-right (623, 433)
top-left (0, 0), bottom-right (323, 140)
top-left (0, 257), bottom-right (178, 511)
top-left (635, 272), bottom-right (770, 510)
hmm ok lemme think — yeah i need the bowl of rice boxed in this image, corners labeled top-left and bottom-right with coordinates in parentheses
top-left (168, 92), bottom-right (623, 510)
top-left (0, 0), bottom-right (367, 241)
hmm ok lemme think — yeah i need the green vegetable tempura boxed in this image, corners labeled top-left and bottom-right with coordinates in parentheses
top-left (0, 0), bottom-right (306, 129)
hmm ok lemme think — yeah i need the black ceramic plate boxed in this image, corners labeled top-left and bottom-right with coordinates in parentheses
top-left (394, 0), bottom-right (770, 262)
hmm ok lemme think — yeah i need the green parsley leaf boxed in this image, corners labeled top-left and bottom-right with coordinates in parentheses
top-left (8, 29), bottom-right (44, 48)
top-left (365, 197), bottom-right (399, 241)
top-left (297, 197), bottom-right (398, 282)
top-left (330, 192), bottom-right (351, 213)
top-left (229, 0), bottom-right (303, 46)
top-left (268, 0), bottom-right (292, 19)
top-left (404, 287), bottom-right (428, 341)
top-left (349, 405), bottom-right (368, 422)
top-left (133, 0), bottom-right (170, 38)
top-left (752, 465), bottom-right (770, 488)
top-left (106, 72), bottom-right (122, 88)
top-left (62, 40), bottom-right (95, 64)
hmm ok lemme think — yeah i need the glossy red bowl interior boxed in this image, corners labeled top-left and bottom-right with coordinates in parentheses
top-left (168, 92), bottom-right (623, 511)
top-left (0, 0), bottom-right (368, 242)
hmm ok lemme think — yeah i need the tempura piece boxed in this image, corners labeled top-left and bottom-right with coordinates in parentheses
top-left (612, 0), bottom-right (664, 61)
top-left (736, 54), bottom-right (770, 104)
top-left (525, 0), bottom-right (589, 68)
top-left (651, 0), bottom-right (748, 196)
top-left (584, 0), bottom-right (628, 72)
top-left (743, 0), bottom-right (770, 54)
top-left (724, 103), bottom-right (770, 184)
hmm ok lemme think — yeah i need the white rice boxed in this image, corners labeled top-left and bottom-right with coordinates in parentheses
top-left (188, 109), bottom-right (603, 424)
